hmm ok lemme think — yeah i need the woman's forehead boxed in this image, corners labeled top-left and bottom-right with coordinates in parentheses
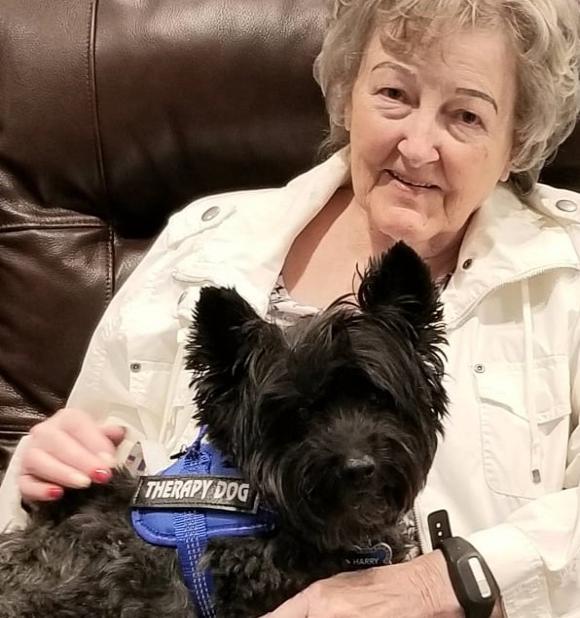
top-left (360, 27), bottom-right (516, 99)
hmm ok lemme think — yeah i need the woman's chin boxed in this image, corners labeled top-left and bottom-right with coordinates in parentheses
top-left (371, 209), bottom-right (434, 248)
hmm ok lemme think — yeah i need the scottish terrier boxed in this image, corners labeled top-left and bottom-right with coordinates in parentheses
top-left (0, 242), bottom-right (447, 618)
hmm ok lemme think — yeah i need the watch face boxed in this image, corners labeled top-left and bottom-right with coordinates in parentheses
top-left (466, 556), bottom-right (493, 599)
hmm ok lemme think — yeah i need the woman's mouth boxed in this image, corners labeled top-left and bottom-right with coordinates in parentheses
top-left (385, 169), bottom-right (438, 190)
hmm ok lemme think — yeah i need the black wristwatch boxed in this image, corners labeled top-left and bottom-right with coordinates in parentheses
top-left (437, 536), bottom-right (499, 618)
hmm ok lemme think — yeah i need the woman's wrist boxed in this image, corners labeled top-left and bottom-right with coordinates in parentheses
top-left (412, 550), bottom-right (463, 617)
top-left (490, 599), bottom-right (505, 618)
top-left (414, 550), bottom-right (504, 618)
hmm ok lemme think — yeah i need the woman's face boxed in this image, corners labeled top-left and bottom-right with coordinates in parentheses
top-left (346, 28), bottom-right (516, 258)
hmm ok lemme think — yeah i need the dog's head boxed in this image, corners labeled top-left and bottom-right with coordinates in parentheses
top-left (186, 242), bottom-right (447, 551)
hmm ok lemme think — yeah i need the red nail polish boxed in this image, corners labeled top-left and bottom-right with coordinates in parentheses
top-left (47, 486), bottom-right (64, 500)
top-left (90, 468), bottom-right (112, 484)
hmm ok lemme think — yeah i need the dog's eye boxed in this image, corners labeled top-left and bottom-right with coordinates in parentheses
top-left (369, 392), bottom-right (388, 406)
top-left (297, 407), bottom-right (309, 420)
top-left (369, 392), bottom-right (396, 410)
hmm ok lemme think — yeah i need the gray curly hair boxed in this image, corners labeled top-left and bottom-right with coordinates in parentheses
top-left (314, 0), bottom-right (580, 196)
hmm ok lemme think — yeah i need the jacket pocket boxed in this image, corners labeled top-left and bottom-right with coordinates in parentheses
top-left (128, 356), bottom-right (196, 449)
top-left (475, 355), bottom-right (571, 499)
top-left (129, 360), bottom-right (173, 411)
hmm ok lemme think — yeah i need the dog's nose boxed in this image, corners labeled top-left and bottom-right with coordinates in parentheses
top-left (343, 454), bottom-right (376, 481)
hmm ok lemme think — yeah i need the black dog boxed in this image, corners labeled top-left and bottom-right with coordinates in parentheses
top-left (0, 242), bottom-right (447, 618)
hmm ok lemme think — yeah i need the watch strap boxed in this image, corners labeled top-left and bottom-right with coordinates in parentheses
top-left (438, 536), bottom-right (499, 618)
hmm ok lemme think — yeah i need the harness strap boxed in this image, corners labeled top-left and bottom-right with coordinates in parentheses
top-left (173, 428), bottom-right (217, 618)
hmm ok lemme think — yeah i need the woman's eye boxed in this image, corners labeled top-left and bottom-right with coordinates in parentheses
top-left (379, 87), bottom-right (406, 101)
top-left (457, 110), bottom-right (481, 126)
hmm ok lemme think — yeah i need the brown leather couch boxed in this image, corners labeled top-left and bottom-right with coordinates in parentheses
top-left (0, 0), bottom-right (578, 477)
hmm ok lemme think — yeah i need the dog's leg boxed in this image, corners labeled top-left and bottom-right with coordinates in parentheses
top-left (203, 536), bottom-right (312, 618)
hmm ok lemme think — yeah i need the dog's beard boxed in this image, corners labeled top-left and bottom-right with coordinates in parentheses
top-left (246, 415), bottom-right (437, 552)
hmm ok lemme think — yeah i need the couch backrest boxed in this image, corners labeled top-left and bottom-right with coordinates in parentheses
top-left (0, 0), bottom-right (326, 462)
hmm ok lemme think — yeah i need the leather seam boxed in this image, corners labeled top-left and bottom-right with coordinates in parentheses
top-left (106, 224), bottom-right (114, 301)
top-left (87, 0), bottom-right (110, 206)
top-left (0, 221), bottom-right (106, 232)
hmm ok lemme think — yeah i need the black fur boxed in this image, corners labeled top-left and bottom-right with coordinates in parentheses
top-left (0, 242), bottom-right (447, 618)
top-left (0, 470), bottom-right (192, 618)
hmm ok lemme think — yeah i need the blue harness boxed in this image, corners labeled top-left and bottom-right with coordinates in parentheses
top-left (131, 429), bottom-right (276, 617)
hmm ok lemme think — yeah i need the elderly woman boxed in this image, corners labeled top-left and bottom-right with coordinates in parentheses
top-left (1, 0), bottom-right (579, 616)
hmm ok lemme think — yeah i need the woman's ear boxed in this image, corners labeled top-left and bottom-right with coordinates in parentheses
top-left (500, 160), bottom-right (511, 183)
top-left (344, 101), bottom-right (352, 132)
top-left (501, 141), bottom-right (515, 182)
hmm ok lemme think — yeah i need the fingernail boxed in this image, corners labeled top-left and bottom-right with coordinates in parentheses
top-left (69, 472), bottom-right (92, 488)
top-left (47, 486), bottom-right (64, 500)
top-left (90, 468), bottom-right (112, 484)
top-left (99, 452), bottom-right (116, 468)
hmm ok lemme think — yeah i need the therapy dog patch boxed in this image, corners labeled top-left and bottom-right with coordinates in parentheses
top-left (132, 474), bottom-right (260, 513)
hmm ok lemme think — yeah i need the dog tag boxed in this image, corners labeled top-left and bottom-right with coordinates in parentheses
top-left (343, 542), bottom-right (393, 570)
top-left (131, 474), bottom-right (260, 514)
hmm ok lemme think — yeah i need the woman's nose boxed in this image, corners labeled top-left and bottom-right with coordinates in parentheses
top-left (396, 114), bottom-right (440, 168)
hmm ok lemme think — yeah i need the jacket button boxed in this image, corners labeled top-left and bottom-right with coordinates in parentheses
top-left (474, 363), bottom-right (485, 374)
top-left (555, 199), bottom-right (577, 213)
top-left (201, 206), bottom-right (220, 221)
top-left (130, 362), bottom-right (142, 373)
top-left (462, 258), bottom-right (473, 270)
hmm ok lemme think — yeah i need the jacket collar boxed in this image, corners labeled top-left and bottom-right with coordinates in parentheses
top-left (173, 151), bottom-right (350, 318)
top-left (442, 185), bottom-right (580, 328)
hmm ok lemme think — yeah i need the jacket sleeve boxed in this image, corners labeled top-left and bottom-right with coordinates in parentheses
top-left (0, 215), bottom-right (187, 533)
top-left (468, 310), bottom-right (580, 618)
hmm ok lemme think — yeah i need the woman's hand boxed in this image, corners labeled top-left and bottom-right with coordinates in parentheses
top-left (261, 551), bottom-right (463, 618)
top-left (18, 408), bottom-right (126, 502)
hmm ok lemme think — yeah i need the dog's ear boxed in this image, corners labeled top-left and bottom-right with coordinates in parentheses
top-left (185, 286), bottom-right (263, 375)
top-left (357, 241), bottom-right (441, 331)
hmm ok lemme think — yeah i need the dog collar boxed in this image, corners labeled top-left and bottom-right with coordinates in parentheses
top-left (130, 427), bottom-right (276, 618)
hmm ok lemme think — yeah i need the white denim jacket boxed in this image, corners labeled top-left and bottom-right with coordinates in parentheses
top-left (2, 151), bottom-right (580, 618)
